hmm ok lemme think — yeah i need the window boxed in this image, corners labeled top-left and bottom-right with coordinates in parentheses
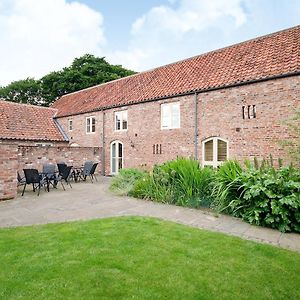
top-left (115, 110), bottom-right (128, 131)
top-left (68, 119), bottom-right (73, 131)
top-left (202, 137), bottom-right (228, 168)
top-left (86, 116), bottom-right (96, 133)
top-left (161, 102), bottom-right (180, 129)
top-left (242, 105), bottom-right (256, 119)
top-left (111, 141), bottom-right (123, 174)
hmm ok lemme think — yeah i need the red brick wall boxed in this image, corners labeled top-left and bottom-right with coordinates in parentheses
top-left (56, 75), bottom-right (300, 174)
top-left (18, 145), bottom-right (102, 174)
top-left (0, 143), bottom-right (102, 200)
top-left (57, 112), bottom-right (103, 147)
top-left (0, 144), bottom-right (18, 200)
top-left (198, 76), bottom-right (300, 164)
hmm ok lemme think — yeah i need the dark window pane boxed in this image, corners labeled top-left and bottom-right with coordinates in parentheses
top-left (204, 140), bottom-right (213, 161)
top-left (217, 140), bottom-right (227, 161)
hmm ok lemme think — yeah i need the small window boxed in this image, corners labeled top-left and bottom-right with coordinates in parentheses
top-left (86, 116), bottom-right (96, 134)
top-left (68, 119), bottom-right (73, 131)
top-left (242, 105), bottom-right (257, 119)
top-left (202, 137), bottom-right (228, 168)
top-left (115, 111), bottom-right (128, 131)
top-left (161, 102), bottom-right (180, 129)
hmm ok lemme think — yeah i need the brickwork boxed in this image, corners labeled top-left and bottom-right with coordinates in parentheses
top-left (56, 75), bottom-right (299, 174)
top-left (198, 76), bottom-right (300, 164)
top-left (0, 144), bottom-right (18, 200)
top-left (17, 145), bottom-right (102, 174)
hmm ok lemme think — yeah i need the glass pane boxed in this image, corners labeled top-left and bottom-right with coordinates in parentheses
top-left (86, 118), bottom-right (90, 132)
top-left (115, 114), bottom-right (121, 130)
top-left (172, 104), bottom-right (180, 128)
top-left (92, 118), bottom-right (96, 132)
top-left (161, 105), bottom-right (170, 128)
top-left (111, 143), bottom-right (116, 158)
top-left (122, 111), bottom-right (128, 130)
top-left (217, 140), bottom-right (227, 161)
top-left (204, 140), bottom-right (213, 161)
top-left (111, 157), bottom-right (116, 173)
top-left (118, 143), bottom-right (123, 158)
top-left (118, 158), bottom-right (123, 170)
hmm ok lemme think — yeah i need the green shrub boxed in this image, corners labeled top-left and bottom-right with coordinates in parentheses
top-left (131, 157), bottom-right (216, 208)
top-left (213, 159), bottom-right (300, 232)
top-left (110, 168), bottom-right (147, 196)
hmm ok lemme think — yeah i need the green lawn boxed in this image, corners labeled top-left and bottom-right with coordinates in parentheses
top-left (0, 217), bottom-right (299, 300)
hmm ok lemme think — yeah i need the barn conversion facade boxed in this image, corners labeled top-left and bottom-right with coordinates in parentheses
top-left (1, 25), bottom-right (299, 199)
top-left (52, 25), bottom-right (300, 175)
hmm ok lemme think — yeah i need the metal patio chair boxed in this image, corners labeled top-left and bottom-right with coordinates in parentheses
top-left (22, 169), bottom-right (46, 196)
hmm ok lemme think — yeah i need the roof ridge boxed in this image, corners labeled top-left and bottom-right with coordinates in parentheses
top-left (0, 99), bottom-right (57, 112)
top-left (56, 24), bottom-right (300, 99)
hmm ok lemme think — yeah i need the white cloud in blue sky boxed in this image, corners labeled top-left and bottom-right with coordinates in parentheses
top-left (0, 0), bottom-right (299, 85)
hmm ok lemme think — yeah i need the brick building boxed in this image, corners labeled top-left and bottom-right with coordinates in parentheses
top-left (1, 25), bottom-right (299, 200)
top-left (51, 25), bottom-right (300, 175)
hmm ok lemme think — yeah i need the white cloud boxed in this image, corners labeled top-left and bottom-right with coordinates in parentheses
top-left (0, 0), bottom-right (105, 86)
top-left (108, 0), bottom-right (247, 71)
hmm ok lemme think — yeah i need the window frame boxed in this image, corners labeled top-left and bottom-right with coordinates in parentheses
top-left (161, 102), bottom-right (181, 130)
top-left (86, 116), bottom-right (96, 134)
top-left (110, 140), bottom-right (124, 175)
top-left (114, 110), bottom-right (128, 132)
top-left (68, 119), bottom-right (73, 131)
top-left (202, 137), bottom-right (229, 168)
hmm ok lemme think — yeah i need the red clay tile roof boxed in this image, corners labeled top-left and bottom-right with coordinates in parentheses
top-left (53, 25), bottom-right (300, 117)
top-left (0, 100), bottom-right (66, 142)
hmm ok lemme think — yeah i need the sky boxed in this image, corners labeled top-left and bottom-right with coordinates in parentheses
top-left (0, 0), bottom-right (299, 86)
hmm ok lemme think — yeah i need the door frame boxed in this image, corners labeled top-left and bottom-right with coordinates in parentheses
top-left (110, 140), bottom-right (124, 175)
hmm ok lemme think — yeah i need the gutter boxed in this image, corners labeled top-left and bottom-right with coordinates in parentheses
top-left (194, 92), bottom-right (198, 160)
top-left (53, 70), bottom-right (300, 119)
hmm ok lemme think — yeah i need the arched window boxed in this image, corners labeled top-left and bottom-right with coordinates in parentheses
top-left (110, 141), bottom-right (124, 175)
top-left (202, 137), bottom-right (228, 168)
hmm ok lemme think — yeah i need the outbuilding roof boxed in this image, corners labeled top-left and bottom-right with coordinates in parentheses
top-left (53, 25), bottom-right (300, 117)
top-left (0, 100), bottom-right (66, 142)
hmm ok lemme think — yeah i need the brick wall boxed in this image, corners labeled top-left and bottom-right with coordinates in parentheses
top-left (56, 75), bottom-right (300, 174)
top-left (0, 143), bottom-right (102, 200)
top-left (0, 144), bottom-right (18, 200)
top-left (18, 145), bottom-right (102, 174)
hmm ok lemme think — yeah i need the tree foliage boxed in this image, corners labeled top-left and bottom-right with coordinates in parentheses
top-left (0, 54), bottom-right (135, 106)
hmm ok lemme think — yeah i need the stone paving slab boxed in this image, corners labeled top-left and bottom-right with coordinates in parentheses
top-left (0, 177), bottom-right (299, 253)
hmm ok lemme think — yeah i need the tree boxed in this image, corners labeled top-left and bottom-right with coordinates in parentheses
top-left (0, 54), bottom-right (135, 106)
top-left (41, 54), bottom-right (135, 105)
top-left (0, 78), bottom-right (44, 106)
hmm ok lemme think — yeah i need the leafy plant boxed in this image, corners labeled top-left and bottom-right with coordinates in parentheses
top-left (110, 168), bottom-right (146, 196)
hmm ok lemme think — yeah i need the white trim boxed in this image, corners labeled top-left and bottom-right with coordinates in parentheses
top-left (86, 116), bottom-right (96, 134)
top-left (110, 140), bottom-right (124, 175)
top-left (161, 102), bottom-right (180, 130)
top-left (202, 137), bottom-right (229, 168)
top-left (114, 110), bottom-right (128, 132)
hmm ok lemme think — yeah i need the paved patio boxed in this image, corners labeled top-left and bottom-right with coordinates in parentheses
top-left (0, 177), bottom-right (299, 252)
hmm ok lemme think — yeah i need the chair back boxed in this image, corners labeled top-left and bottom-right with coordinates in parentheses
top-left (83, 161), bottom-right (93, 176)
top-left (17, 172), bottom-right (23, 183)
top-left (90, 163), bottom-right (98, 175)
top-left (57, 163), bottom-right (67, 175)
top-left (43, 164), bottom-right (56, 176)
top-left (61, 166), bottom-right (73, 180)
top-left (23, 169), bottom-right (40, 184)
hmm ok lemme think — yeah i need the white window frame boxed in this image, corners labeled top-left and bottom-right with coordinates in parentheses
top-left (202, 137), bottom-right (229, 168)
top-left (86, 116), bottom-right (96, 134)
top-left (114, 110), bottom-right (128, 131)
top-left (68, 119), bottom-right (73, 131)
top-left (110, 140), bottom-right (124, 175)
top-left (161, 102), bottom-right (180, 130)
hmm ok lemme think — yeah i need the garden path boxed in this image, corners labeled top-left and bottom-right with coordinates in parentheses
top-left (0, 177), bottom-right (299, 252)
